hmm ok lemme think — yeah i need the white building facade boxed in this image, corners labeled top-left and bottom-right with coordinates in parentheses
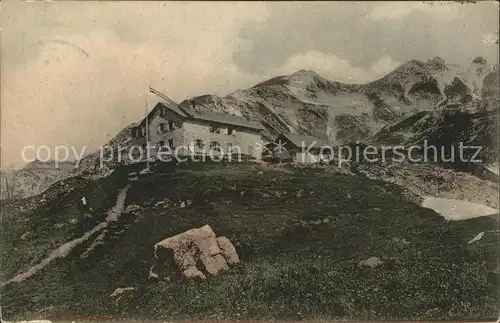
top-left (129, 100), bottom-right (263, 161)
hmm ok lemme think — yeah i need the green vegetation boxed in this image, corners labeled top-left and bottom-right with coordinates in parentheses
top-left (1, 163), bottom-right (498, 320)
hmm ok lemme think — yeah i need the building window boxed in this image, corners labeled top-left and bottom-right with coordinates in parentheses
top-left (158, 123), bottom-right (167, 133)
top-left (140, 127), bottom-right (146, 137)
top-left (195, 139), bottom-right (204, 149)
top-left (160, 106), bottom-right (167, 117)
top-left (131, 128), bottom-right (137, 138)
top-left (227, 143), bottom-right (233, 154)
top-left (168, 121), bottom-right (175, 131)
top-left (210, 141), bottom-right (220, 149)
top-left (227, 128), bottom-right (234, 135)
top-left (210, 126), bottom-right (221, 134)
top-left (168, 139), bottom-right (174, 149)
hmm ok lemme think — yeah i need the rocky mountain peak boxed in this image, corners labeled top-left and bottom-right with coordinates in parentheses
top-left (426, 57), bottom-right (448, 70)
top-left (3, 56), bottom-right (497, 200)
top-left (289, 69), bottom-right (322, 79)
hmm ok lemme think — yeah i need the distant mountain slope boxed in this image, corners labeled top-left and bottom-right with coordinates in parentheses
top-left (181, 57), bottom-right (495, 145)
top-left (371, 97), bottom-right (500, 168)
top-left (0, 161), bottom-right (78, 200)
top-left (1, 57), bottom-right (497, 200)
top-left (0, 123), bottom-right (136, 200)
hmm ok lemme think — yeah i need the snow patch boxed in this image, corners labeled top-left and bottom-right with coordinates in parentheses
top-left (485, 162), bottom-right (499, 176)
top-left (422, 197), bottom-right (499, 221)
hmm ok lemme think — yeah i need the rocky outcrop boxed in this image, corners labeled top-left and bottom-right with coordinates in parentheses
top-left (153, 225), bottom-right (239, 281)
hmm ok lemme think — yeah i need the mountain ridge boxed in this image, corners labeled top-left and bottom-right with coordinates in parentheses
top-left (2, 57), bottom-right (498, 199)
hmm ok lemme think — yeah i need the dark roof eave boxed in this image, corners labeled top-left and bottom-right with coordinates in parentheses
top-left (189, 118), bottom-right (263, 131)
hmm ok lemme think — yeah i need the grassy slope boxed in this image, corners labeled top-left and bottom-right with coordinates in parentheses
top-left (1, 163), bottom-right (498, 321)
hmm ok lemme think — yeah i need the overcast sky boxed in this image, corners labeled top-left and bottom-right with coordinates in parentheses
top-left (1, 1), bottom-right (498, 169)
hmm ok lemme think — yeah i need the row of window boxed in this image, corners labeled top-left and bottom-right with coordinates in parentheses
top-left (195, 140), bottom-right (223, 149)
top-left (133, 124), bottom-right (235, 137)
top-left (132, 120), bottom-right (237, 138)
top-left (154, 140), bottom-right (224, 150)
top-left (151, 140), bottom-right (253, 155)
top-left (158, 121), bottom-right (176, 133)
top-left (210, 126), bottom-right (234, 135)
top-left (157, 139), bottom-right (174, 149)
top-left (131, 127), bottom-right (146, 138)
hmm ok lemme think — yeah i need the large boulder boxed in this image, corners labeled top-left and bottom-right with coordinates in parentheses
top-left (153, 225), bottom-right (239, 280)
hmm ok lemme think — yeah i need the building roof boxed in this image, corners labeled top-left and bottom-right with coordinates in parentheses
top-left (185, 108), bottom-right (263, 130)
top-left (130, 120), bottom-right (144, 128)
top-left (158, 101), bottom-right (190, 118)
top-left (130, 91), bottom-right (263, 131)
top-left (277, 133), bottom-right (331, 149)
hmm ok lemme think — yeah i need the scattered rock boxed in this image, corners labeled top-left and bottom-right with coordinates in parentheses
top-left (139, 168), bottom-right (151, 175)
top-left (125, 204), bottom-right (142, 213)
top-left (359, 256), bottom-right (384, 268)
top-left (20, 232), bottom-right (31, 240)
top-left (261, 193), bottom-right (271, 198)
top-left (154, 225), bottom-right (239, 281)
top-left (81, 197), bottom-right (87, 205)
top-left (109, 287), bottom-right (136, 308)
top-left (177, 199), bottom-right (193, 208)
top-left (148, 265), bottom-right (159, 280)
top-left (154, 199), bottom-right (170, 208)
top-left (296, 189), bottom-right (304, 198)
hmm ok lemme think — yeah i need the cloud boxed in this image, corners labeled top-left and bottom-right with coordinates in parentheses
top-left (1, 2), bottom-right (269, 168)
top-left (232, 1), bottom-right (498, 73)
top-left (276, 51), bottom-right (401, 83)
top-left (366, 1), bottom-right (464, 21)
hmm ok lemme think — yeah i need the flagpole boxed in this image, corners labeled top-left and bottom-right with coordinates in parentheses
top-left (145, 92), bottom-right (150, 171)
